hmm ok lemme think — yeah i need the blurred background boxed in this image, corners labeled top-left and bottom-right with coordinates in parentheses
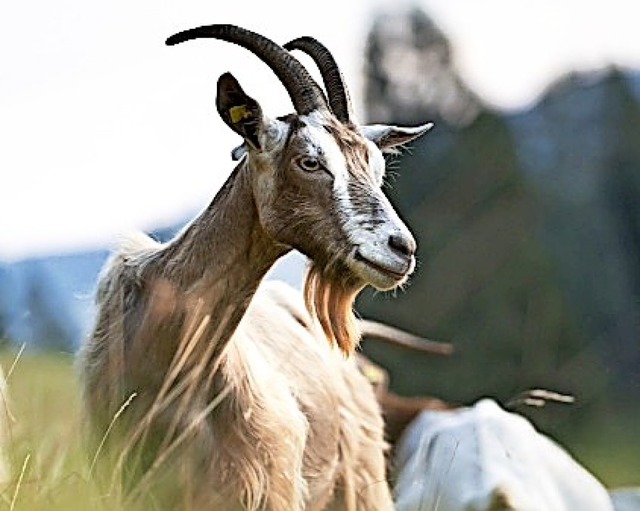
top-left (356, 5), bottom-right (640, 487)
top-left (1, 0), bottom-right (639, 489)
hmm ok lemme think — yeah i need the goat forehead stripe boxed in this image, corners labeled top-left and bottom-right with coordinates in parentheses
top-left (325, 118), bottom-right (372, 181)
top-left (299, 113), bottom-right (373, 186)
top-left (297, 113), bottom-right (384, 241)
top-left (328, 127), bottom-right (385, 228)
top-left (298, 115), bottom-right (347, 184)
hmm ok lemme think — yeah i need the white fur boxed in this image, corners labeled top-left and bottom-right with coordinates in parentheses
top-left (394, 398), bottom-right (615, 511)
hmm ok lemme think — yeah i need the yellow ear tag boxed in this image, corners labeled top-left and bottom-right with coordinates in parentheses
top-left (229, 105), bottom-right (252, 124)
top-left (362, 365), bottom-right (386, 385)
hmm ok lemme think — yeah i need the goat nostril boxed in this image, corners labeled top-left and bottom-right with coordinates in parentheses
top-left (388, 233), bottom-right (416, 258)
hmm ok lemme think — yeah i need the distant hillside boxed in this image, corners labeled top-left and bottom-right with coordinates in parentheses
top-left (0, 223), bottom-right (180, 350)
top-left (0, 249), bottom-right (106, 350)
top-left (508, 70), bottom-right (640, 391)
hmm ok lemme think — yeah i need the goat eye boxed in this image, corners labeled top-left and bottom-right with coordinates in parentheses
top-left (298, 157), bottom-right (321, 172)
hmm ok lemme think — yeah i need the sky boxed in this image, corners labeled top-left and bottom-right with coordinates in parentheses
top-left (2, 0), bottom-right (640, 261)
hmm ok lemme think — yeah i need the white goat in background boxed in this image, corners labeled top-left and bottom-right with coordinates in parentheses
top-left (393, 398), bottom-right (615, 511)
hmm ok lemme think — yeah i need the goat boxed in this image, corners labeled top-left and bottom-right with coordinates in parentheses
top-left (393, 398), bottom-right (615, 511)
top-left (78, 25), bottom-right (431, 511)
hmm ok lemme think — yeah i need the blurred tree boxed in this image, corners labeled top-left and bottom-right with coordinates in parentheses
top-left (509, 70), bottom-right (640, 395)
top-left (365, 5), bottom-right (479, 127)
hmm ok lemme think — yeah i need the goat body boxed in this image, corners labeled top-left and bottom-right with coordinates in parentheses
top-left (81, 236), bottom-right (393, 511)
top-left (393, 398), bottom-right (615, 511)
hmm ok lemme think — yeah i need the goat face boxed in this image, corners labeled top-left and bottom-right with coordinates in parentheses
top-left (218, 73), bottom-right (429, 292)
top-left (168, 24), bottom-right (431, 293)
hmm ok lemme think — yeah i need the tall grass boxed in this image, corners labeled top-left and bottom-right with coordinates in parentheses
top-left (0, 348), bottom-right (126, 511)
top-left (0, 345), bottom-right (636, 510)
top-left (0, 305), bottom-right (231, 510)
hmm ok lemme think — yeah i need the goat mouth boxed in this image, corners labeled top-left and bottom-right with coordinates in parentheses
top-left (354, 250), bottom-right (410, 283)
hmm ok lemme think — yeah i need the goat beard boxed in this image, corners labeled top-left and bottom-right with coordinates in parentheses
top-left (303, 260), bottom-right (365, 356)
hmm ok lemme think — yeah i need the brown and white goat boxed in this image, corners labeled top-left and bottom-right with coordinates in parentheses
top-left (79, 25), bottom-right (431, 511)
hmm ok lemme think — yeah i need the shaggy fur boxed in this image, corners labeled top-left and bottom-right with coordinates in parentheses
top-left (81, 251), bottom-right (392, 510)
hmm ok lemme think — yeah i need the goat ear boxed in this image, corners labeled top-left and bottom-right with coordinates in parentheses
top-left (362, 123), bottom-right (434, 153)
top-left (231, 142), bottom-right (248, 161)
top-left (216, 72), bottom-right (264, 151)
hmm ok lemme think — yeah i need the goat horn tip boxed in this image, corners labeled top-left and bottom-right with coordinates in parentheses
top-left (165, 33), bottom-right (185, 46)
top-left (165, 25), bottom-right (211, 46)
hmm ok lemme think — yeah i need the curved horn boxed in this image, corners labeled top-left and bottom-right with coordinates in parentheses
top-left (284, 36), bottom-right (353, 123)
top-left (166, 25), bottom-right (328, 116)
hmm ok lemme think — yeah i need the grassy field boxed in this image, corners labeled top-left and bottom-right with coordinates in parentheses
top-left (0, 348), bottom-right (127, 511)
top-left (0, 346), bottom-right (636, 510)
